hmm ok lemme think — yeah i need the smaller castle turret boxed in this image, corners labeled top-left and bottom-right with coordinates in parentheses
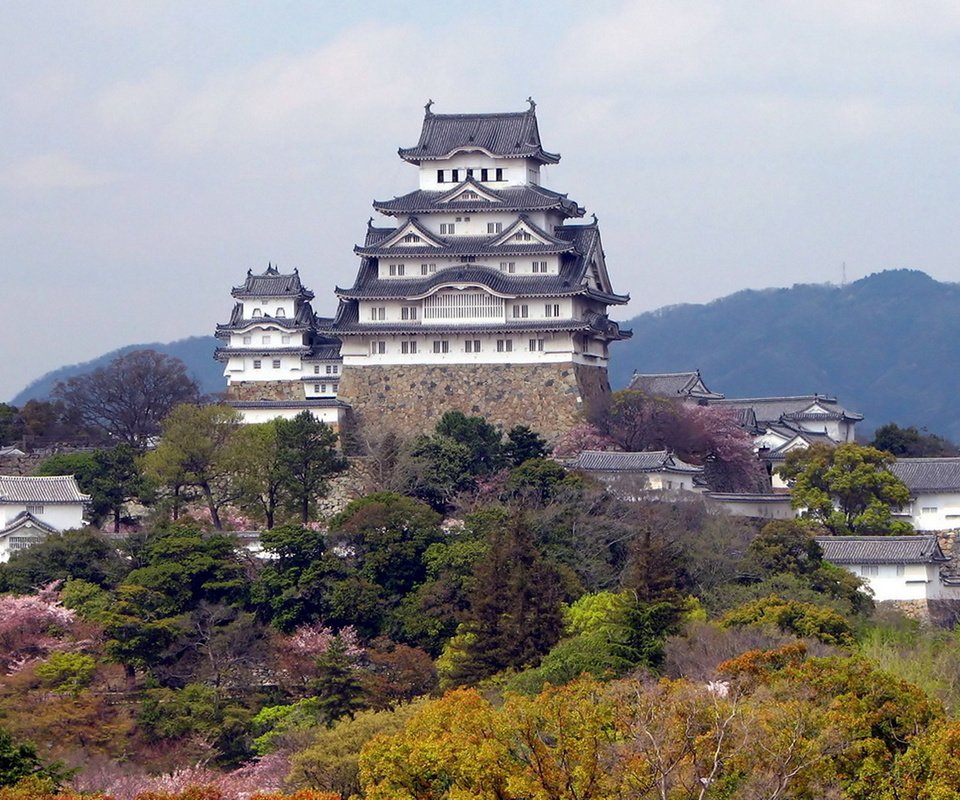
top-left (214, 265), bottom-right (346, 426)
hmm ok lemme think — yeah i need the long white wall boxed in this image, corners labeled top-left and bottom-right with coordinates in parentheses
top-left (417, 154), bottom-right (538, 190)
top-left (1, 502), bottom-right (84, 531)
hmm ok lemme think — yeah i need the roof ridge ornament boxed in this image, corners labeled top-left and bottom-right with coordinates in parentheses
top-left (424, 99), bottom-right (434, 117)
top-left (527, 96), bottom-right (536, 111)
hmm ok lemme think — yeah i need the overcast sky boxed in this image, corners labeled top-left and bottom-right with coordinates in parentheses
top-left (3, 0), bottom-right (960, 402)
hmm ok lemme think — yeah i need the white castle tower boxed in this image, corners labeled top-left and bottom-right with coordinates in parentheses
top-left (325, 100), bottom-right (631, 440)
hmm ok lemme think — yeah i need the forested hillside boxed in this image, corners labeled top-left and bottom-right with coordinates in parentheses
top-left (610, 269), bottom-right (960, 438)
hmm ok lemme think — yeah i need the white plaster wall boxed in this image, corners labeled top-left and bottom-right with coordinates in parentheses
top-left (417, 155), bottom-right (534, 190)
top-left (1, 502), bottom-right (84, 530)
top-left (225, 354), bottom-right (304, 383)
top-left (898, 491), bottom-right (960, 531)
top-left (230, 328), bottom-right (302, 348)
top-left (238, 406), bottom-right (343, 426)
top-left (836, 562), bottom-right (957, 601)
top-left (241, 299), bottom-right (296, 319)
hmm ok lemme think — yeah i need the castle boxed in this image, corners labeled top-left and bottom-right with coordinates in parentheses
top-left (215, 101), bottom-right (631, 441)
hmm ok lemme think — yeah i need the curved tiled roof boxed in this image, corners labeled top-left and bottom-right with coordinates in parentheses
top-left (815, 535), bottom-right (949, 564)
top-left (398, 105), bottom-right (560, 164)
top-left (627, 370), bottom-right (725, 400)
top-left (890, 458), bottom-right (960, 492)
top-left (216, 302), bottom-right (316, 338)
top-left (709, 395), bottom-right (863, 424)
top-left (374, 182), bottom-right (583, 217)
top-left (569, 450), bottom-right (702, 474)
top-left (231, 266), bottom-right (314, 300)
top-left (0, 511), bottom-right (60, 537)
top-left (0, 475), bottom-right (89, 504)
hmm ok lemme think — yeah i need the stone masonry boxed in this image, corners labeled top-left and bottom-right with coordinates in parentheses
top-left (226, 380), bottom-right (306, 402)
top-left (337, 362), bottom-right (611, 442)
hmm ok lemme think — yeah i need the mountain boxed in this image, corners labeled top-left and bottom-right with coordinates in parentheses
top-left (609, 269), bottom-right (960, 440)
top-left (11, 336), bottom-right (222, 407)
top-left (12, 270), bottom-right (960, 441)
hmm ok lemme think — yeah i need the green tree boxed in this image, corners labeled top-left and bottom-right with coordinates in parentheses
top-left (0, 529), bottom-right (128, 593)
top-left (0, 726), bottom-right (66, 787)
top-left (452, 512), bottom-right (565, 684)
top-left (142, 403), bottom-right (241, 529)
top-left (779, 442), bottom-right (913, 534)
top-left (37, 445), bottom-right (144, 532)
top-left (503, 425), bottom-right (550, 466)
top-left (250, 524), bottom-right (330, 631)
top-left (227, 420), bottom-right (286, 528)
top-left (435, 411), bottom-right (505, 476)
top-left (871, 422), bottom-right (959, 458)
top-left (0, 404), bottom-right (21, 446)
top-left (276, 412), bottom-right (347, 523)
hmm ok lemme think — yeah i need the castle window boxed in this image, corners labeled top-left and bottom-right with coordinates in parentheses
top-left (403, 233), bottom-right (421, 243)
top-left (451, 169), bottom-right (459, 182)
top-left (332, 365), bottom-right (339, 374)
top-left (401, 340), bottom-right (418, 354)
top-left (466, 168), bottom-right (474, 179)
top-left (26, 503), bottom-right (43, 515)
top-left (370, 307), bottom-right (386, 321)
top-left (532, 260), bottom-right (547, 273)
top-left (314, 366), bottom-right (320, 374)
top-left (545, 303), bottom-right (560, 318)
top-left (272, 359), bottom-right (281, 369)
top-left (500, 261), bottom-right (516, 273)
top-left (253, 360), bottom-right (262, 369)
top-left (440, 223), bottom-right (456, 235)
top-left (401, 306), bottom-right (418, 320)
top-left (465, 339), bottom-right (481, 353)
top-left (325, 365), bottom-right (333, 374)
top-left (437, 169), bottom-right (445, 183)
top-left (432, 340), bottom-right (450, 354)
top-left (424, 290), bottom-right (504, 321)
top-left (512, 303), bottom-right (528, 318)
top-left (262, 335), bottom-right (271, 344)
top-left (461, 191), bottom-right (479, 200)
top-left (252, 308), bottom-right (262, 318)
top-left (496, 339), bottom-right (513, 353)
top-left (242, 335), bottom-right (252, 345)
top-left (370, 341), bottom-right (386, 355)
top-left (276, 308), bottom-right (286, 317)
top-left (388, 263), bottom-right (405, 276)
top-left (861, 565), bottom-right (879, 577)
top-left (314, 383), bottom-right (321, 393)
top-left (281, 335), bottom-right (291, 344)
top-left (495, 168), bottom-right (504, 181)
top-left (529, 338), bottom-right (545, 352)
top-left (480, 168), bottom-right (489, 181)
top-left (515, 231), bottom-right (532, 242)
top-left (488, 222), bottom-right (502, 234)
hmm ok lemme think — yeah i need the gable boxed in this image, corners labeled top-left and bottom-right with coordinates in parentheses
top-left (380, 220), bottom-right (444, 249)
top-left (438, 180), bottom-right (501, 205)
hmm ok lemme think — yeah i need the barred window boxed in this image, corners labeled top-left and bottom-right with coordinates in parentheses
top-left (423, 290), bottom-right (504, 320)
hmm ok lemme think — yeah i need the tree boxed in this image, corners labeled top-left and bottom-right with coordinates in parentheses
top-left (53, 350), bottom-right (200, 450)
top-left (871, 422), bottom-right (959, 458)
top-left (143, 404), bottom-right (241, 530)
top-left (0, 529), bottom-right (128, 594)
top-left (276, 412), bottom-right (347, 523)
top-left (0, 727), bottom-right (66, 787)
top-left (779, 442), bottom-right (912, 534)
top-left (434, 411), bottom-right (505, 476)
top-left (37, 445), bottom-right (144, 532)
top-left (451, 512), bottom-right (565, 684)
top-left (0, 405), bottom-right (21, 447)
top-left (503, 425), bottom-right (550, 466)
top-left (227, 421), bottom-right (285, 528)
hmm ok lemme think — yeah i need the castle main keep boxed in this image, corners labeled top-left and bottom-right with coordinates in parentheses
top-left (216, 102), bottom-right (631, 441)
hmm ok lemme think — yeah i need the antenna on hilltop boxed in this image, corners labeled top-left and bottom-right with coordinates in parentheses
top-left (841, 261), bottom-right (847, 287)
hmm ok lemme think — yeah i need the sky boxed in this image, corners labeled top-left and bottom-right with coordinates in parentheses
top-left (3, 0), bottom-right (960, 402)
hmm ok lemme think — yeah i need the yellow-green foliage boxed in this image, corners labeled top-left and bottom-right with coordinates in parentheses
top-left (720, 594), bottom-right (855, 646)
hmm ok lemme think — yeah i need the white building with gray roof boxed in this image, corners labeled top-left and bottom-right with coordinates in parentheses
top-left (816, 534), bottom-right (960, 602)
top-left (890, 457), bottom-right (960, 531)
top-left (568, 449), bottom-right (703, 497)
top-left (0, 475), bottom-right (89, 561)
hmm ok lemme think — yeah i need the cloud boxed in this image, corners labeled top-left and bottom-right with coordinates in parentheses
top-left (7, 152), bottom-right (120, 190)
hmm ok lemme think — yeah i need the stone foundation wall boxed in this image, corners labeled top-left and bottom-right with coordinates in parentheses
top-left (337, 362), bottom-right (611, 443)
top-left (227, 380), bottom-right (306, 402)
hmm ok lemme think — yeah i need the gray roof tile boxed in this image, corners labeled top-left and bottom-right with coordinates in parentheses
top-left (709, 395), bottom-right (863, 424)
top-left (569, 450), bottom-right (703, 474)
top-left (890, 458), bottom-right (960, 491)
top-left (0, 475), bottom-right (90, 504)
top-left (374, 181), bottom-right (583, 217)
top-left (231, 266), bottom-right (314, 300)
top-left (816, 535), bottom-right (949, 564)
top-left (627, 370), bottom-right (724, 400)
top-left (398, 104), bottom-right (560, 164)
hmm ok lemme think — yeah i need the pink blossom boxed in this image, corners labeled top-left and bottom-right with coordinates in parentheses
top-left (0, 583), bottom-right (77, 673)
top-left (552, 423), bottom-right (621, 458)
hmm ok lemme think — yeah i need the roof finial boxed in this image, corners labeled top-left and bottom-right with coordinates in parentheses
top-left (247, 268), bottom-right (252, 276)
top-left (424, 99), bottom-right (434, 116)
top-left (527, 96), bottom-right (536, 111)
top-left (591, 213), bottom-right (598, 224)
top-left (367, 216), bottom-right (374, 228)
